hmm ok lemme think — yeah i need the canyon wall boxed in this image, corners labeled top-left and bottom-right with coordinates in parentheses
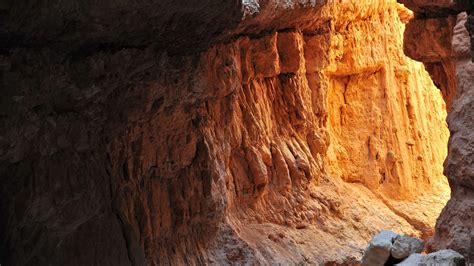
top-left (400, 0), bottom-right (474, 261)
top-left (0, 0), bottom-right (458, 265)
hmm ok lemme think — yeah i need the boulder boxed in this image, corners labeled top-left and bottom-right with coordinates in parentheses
top-left (396, 249), bottom-right (465, 266)
top-left (391, 235), bottom-right (424, 259)
top-left (361, 230), bottom-right (398, 266)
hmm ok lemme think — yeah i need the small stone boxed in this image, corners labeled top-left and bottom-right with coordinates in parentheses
top-left (361, 230), bottom-right (398, 266)
top-left (406, 139), bottom-right (415, 146)
top-left (390, 235), bottom-right (424, 259)
top-left (268, 234), bottom-right (279, 242)
top-left (295, 222), bottom-right (308, 229)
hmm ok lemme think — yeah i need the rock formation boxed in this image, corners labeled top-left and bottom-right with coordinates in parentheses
top-left (361, 230), bottom-right (463, 265)
top-left (401, 0), bottom-right (474, 261)
top-left (0, 0), bottom-right (470, 264)
top-left (397, 249), bottom-right (465, 266)
top-left (391, 234), bottom-right (424, 260)
top-left (361, 230), bottom-right (399, 265)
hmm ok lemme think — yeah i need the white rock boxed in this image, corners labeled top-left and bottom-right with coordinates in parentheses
top-left (390, 235), bottom-right (424, 259)
top-left (361, 230), bottom-right (398, 266)
top-left (396, 249), bottom-right (465, 266)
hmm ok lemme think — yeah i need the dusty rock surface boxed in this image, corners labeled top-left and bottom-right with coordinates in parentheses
top-left (0, 0), bottom-right (458, 265)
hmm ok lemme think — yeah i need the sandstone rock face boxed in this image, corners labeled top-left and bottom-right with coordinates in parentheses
top-left (0, 0), bottom-right (454, 265)
top-left (401, 0), bottom-right (474, 261)
top-left (0, 0), bottom-right (243, 54)
top-left (431, 12), bottom-right (474, 261)
top-left (403, 14), bottom-right (458, 109)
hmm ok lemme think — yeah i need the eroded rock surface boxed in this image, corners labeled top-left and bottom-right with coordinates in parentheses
top-left (431, 12), bottom-right (474, 261)
top-left (401, 0), bottom-right (474, 261)
top-left (0, 0), bottom-right (455, 265)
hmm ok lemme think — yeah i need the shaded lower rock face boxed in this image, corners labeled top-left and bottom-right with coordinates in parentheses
top-left (0, 1), bottom-right (456, 265)
top-left (401, 0), bottom-right (474, 261)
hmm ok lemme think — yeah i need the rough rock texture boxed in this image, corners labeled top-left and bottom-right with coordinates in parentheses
top-left (360, 231), bottom-right (464, 265)
top-left (391, 234), bottom-right (424, 259)
top-left (361, 231), bottom-right (425, 264)
top-left (361, 230), bottom-right (398, 266)
top-left (0, 0), bottom-right (454, 265)
top-left (431, 12), bottom-right (474, 261)
top-left (401, 0), bottom-right (474, 261)
top-left (396, 249), bottom-right (465, 266)
top-left (0, 0), bottom-right (243, 54)
top-left (403, 15), bottom-right (457, 109)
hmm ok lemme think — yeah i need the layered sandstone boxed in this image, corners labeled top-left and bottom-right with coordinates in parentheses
top-left (0, 0), bottom-right (455, 265)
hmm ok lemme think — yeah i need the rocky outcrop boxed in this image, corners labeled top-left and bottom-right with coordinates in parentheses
top-left (401, 0), bottom-right (474, 261)
top-left (0, 0), bottom-right (455, 265)
top-left (431, 12), bottom-right (474, 261)
top-left (403, 14), bottom-right (457, 109)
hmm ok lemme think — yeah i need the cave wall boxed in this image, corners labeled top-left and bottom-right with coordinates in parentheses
top-left (0, 0), bottom-right (460, 265)
top-left (400, 0), bottom-right (474, 261)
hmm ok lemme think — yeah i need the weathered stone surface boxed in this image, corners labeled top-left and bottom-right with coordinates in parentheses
top-left (429, 12), bottom-right (474, 261)
top-left (0, 0), bottom-right (244, 54)
top-left (403, 15), bottom-right (458, 109)
top-left (398, 0), bottom-right (463, 14)
top-left (0, 0), bottom-right (456, 265)
top-left (404, 16), bottom-right (457, 63)
top-left (361, 230), bottom-right (398, 266)
top-left (401, 0), bottom-right (474, 261)
top-left (391, 235), bottom-right (424, 259)
top-left (396, 249), bottom-right (465, 266)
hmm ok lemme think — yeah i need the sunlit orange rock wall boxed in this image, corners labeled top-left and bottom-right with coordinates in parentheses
top-left (106, 2), bottom-right (449, 263)
top-left (0, 0), bottom-right (452, 265)
top-left (318, 6), bottom-right (448, 200)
